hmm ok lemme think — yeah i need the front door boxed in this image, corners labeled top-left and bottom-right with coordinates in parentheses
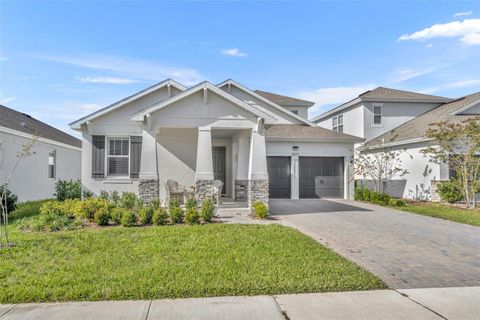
top-left (212, 146), bottom-right (226, 194)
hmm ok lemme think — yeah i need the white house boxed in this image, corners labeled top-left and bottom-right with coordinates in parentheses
top-left (0, 105), bottom-right (82, 201)
top-left (312, 87), bottom-right (451, 143)
top-left (70, 79), bottom-right (363, 207)
top-left (362, 92), bottom-right (480, 201)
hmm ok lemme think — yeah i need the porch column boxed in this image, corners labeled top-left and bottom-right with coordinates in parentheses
top-left (235, 133), bottom-right (249, 201)
top-left (139, 129), bottom-right (159, 203)
top-left (248, 119), bottom-right (269, 208)
top-left (195, 126), bottom-right (214, 202)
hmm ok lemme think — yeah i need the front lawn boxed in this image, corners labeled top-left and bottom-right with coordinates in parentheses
top-left (0, 223), bottom-right (385, 303)
top-left (398, 202), bottom-right (480, 226)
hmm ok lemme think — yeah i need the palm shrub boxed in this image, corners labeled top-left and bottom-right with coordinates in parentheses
top-left (121, 210), bottom-right (137, 227)
top-left (152, 208), bottom-right (168, 225)
top-left (169, 206), bottom-right (184, 224)
top-left (200, 198), bottom-right (214, 222)
top-left (139, 207), bottom-right (154, 225)
top-left (185, 207), bottom-right (200, 224)
top-left (252, 201), bottom-right (269, 219)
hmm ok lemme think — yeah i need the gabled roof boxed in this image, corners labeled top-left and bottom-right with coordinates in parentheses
top-left (254, 90), bottom-right (315, 107)
top-left (131, 81), bottom-right (266, 121)
top-left (1, 104), bottom-right (82, 148)
top-left (364, 92), bottom-right (480, 149)
top-left (312, 86), bottom-right (451, 122)
top-left (266, 124), bottom-right (364, 142)
top-left (217, 79), bottom-right (315, 126)
top-left (70, 79), bottom-right (186, 129)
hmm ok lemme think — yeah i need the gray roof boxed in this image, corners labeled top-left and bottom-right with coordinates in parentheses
top-left (266, 124), bottom-right (364, 142)
top-left (0, 104), bottom-right (81, 148)
top-left (359, 87), bottom-right (451, 102)
top-left (255, 90), bottom-right (315, 107)
top-left (365, 92), bottom-right (480, 148)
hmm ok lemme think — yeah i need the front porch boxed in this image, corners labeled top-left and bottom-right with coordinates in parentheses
top-left (137, 124), bottom-right (270, 208)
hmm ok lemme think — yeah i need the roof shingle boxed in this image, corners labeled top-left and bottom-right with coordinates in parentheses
top-left (359, 87), bottom-right (451, 102)
top-left (254, 90), bottom-right (315, 107)
top-left (266, 124), bottom-right (364, 142)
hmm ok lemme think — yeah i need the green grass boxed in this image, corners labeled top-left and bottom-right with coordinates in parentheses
top-left (0, 223), bottom-right (385, 303)
top-left (398, 202), bottom-right (480, 226)
top-left (9, 199), bottom-right (50, 221)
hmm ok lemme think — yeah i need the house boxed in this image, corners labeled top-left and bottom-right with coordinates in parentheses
top-left (70, 79), bottom-right (363, 207)
top-left (362, 92), bottom-right (480, 201)
top-left (0, 105), bottom-right (82, 201)
top-left (312, 87), bottom-right (451, 143)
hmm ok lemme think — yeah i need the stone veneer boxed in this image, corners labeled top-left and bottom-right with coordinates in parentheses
top-left (139, 179), bottom-right (159, 204)
top-left (195, 179), bottom-right (214, 202)
top-left (248, 179), bottom-right (269, 209)
top-left (235, 180), bottom-right (248, 202)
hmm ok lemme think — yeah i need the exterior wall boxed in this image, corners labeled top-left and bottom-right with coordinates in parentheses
top-left (266, 141), bottom-right (355, 199)
top-left (0, 130), bottom-right (81, 201)
top-left (281, 106), bottom-right (309, 119)
top-left (317, 105), bottom-right (365, 139)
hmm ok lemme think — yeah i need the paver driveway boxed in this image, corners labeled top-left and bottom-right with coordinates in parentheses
top-left (270, 199), bottom-right (480, 289)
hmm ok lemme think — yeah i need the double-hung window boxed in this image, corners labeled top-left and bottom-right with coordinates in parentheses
top-left (48, 150), bottom-right (56, 179)
top-left (107, 137), bottom-right (129, 177)
top-left (373, 105), bottom-right (382, 124)
top-left (332, 114), bottom-right (343, 133)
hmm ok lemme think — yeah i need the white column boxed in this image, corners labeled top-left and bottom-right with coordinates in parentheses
top-left (236, 133), bottom-right (250, 180)
top-left (195, 127), bottom-right (214, 181)
top-left (139, 129), bottom-right (158, 180)
top-left (291, 153), bottom-right (299, 199)
top-left (248, 122), bottom-right (268, 180)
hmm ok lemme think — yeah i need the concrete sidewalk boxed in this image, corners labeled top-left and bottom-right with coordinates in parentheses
top-left (0, 287), bottom-right (478, 320)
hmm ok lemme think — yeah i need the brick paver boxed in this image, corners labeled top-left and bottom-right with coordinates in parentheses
top-left (271, 199), bottom-right (480, 289)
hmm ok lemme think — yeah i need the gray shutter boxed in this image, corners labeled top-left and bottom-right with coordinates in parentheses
top-left (92, 135), bottom-right (105, 178)
top-left (130, 136), bottom-right (142, 178)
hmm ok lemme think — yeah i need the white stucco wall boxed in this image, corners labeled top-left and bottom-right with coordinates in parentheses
top-left (266, 141), bottom-right (355, 199)
top-left (1, 130), bottom-right (81, 201)
top-left (281, 105), bottom-right (309, 119)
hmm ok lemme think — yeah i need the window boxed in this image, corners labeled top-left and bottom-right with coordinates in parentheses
top-left (290, 110), bottom-right (299, 115)
top-left (373, 106), bottom-right (382, 124)
top-left (107, 137), bottom-right (129, 177)
top-left (332, 114), bottom-right (343, 133)
top-left (48, 150), bottom-right (56, 179)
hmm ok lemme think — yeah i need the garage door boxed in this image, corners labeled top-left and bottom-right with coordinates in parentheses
top-left (267, 156), bottom-right (291, 199)
top-left (299, 157), bottom-right (344, 198)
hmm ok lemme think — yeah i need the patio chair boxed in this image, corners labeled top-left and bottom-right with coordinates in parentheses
top-left (165, 179), bottom-right (186, 206)
top-left (213, 180), bottom-right (224, 205)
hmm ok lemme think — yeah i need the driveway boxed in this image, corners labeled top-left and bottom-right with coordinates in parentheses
top-left (270, 199), bottom-right (480, 289)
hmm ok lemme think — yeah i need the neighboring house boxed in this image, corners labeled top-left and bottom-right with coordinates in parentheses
top-left (362, 92), bottom-right (480, 201)
top-left (313, 87), bottom-right (451, 143)
top-left (70, 79), bottom-right (363, 207)
top-left (0, 105), bottom-right (82, 201)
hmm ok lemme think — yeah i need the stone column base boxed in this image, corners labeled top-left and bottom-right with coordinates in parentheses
top-left (195, 179), bottom-right (214, 203)
top-left (139, 179), bottom-right (159, 204)
top-left (248, 179), bottom-right (269, 210)
top-left (235, 180), bottom-right (248, 202)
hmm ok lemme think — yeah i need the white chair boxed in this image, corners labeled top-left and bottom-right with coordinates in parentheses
top-left (213, 180), bottom-right (224, 205)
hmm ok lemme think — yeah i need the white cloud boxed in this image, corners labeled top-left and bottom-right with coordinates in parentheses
top-left (0, 96), bottom-right (16, 104)
top-left (390, 67), bottom-right (437, 83)
top-left (76, 76), bottom-right (138, 84)
top-left (425, 43), bottom-right (433, 48)
top-left (0, 56), bottom-right (8, 62)
top-left (37, 54), bottom-right (204, 86)
top-left (421, 79), bottom-right (480, 94)
top-left (454, 11), bottom-right (472, 17)
top-left (298, 84), bottom-right (376, 116)
top-left (398, 19), bottom-right (480, 45)
top-left (221, 48), bottom-right (248, 57)
top-left (79, 103), bottom-right (101, 112)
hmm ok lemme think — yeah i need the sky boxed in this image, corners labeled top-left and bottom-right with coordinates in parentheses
top-left (1, 0), bottom-right (480, 136)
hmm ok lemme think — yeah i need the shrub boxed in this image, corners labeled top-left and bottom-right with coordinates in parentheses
top-left (169, 206), bottom-right (184, 224)
top-left (437, 180), bottom-right (464, 204)
top-left (0, 184), bottom-right (18, 213)
top-left (135, 197), bottom-right (144, 211)
top-left (152, 208), bottom-right (168, 225)
top-left (139, 207), bottom-right (154, 225)
top-left (185, 197), bottom-right (197, 210)
top-left (252, 201), bottom-right (269, 219)
top-left (185, 207), bottom-right (200, 224)
top-left (370, 191), bottom-right (391, 206)
top-left (94, 207), bottom-right (110, 226)
top-left (55, 179), bottom-right (92, 201)
top-left (79, 198), bottom-right (110, 220)
top-left (110, 191), bottom-right (121, 206)
top-left (169, 198), bottom-right (181, 208)
top-left (40, 200), bottom-right (67, 217)
top-left (355, 186), bottom-right (406, 207)
top-left (26, 212), bottom-right (77, 232)
top-left (120, 192), bottom-right (138, 209)
top-left (121, 210), bottom-right (137, 227)
top-left (389, 198), bottom-right (406, 207)
top-left (200, 198), bottom-right (214, 222)
top-left (99, 190), bottom-right (110, 201)
top-left (110, 207), bottom-right (126, 225)
top-left (354, 186), bottom-right (371, 202)
top-left (149, 198), bottom-right (161, 210)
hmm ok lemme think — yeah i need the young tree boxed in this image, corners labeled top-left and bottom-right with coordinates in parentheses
top-left (423, 118), bottom-right (480, 208)
top-left (0, 133), bottom-right (37, 249)
top-left (355, 135), bottom-right (410, 193)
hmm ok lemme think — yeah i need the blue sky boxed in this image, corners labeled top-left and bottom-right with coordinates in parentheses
top-left (1, 1), bottom-right (479, 136)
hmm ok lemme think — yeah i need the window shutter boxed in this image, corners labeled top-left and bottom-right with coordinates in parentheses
top-left (130, 136), bottom-right (142, 178)
top-left (92, 135), bottom-right (105, 178)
